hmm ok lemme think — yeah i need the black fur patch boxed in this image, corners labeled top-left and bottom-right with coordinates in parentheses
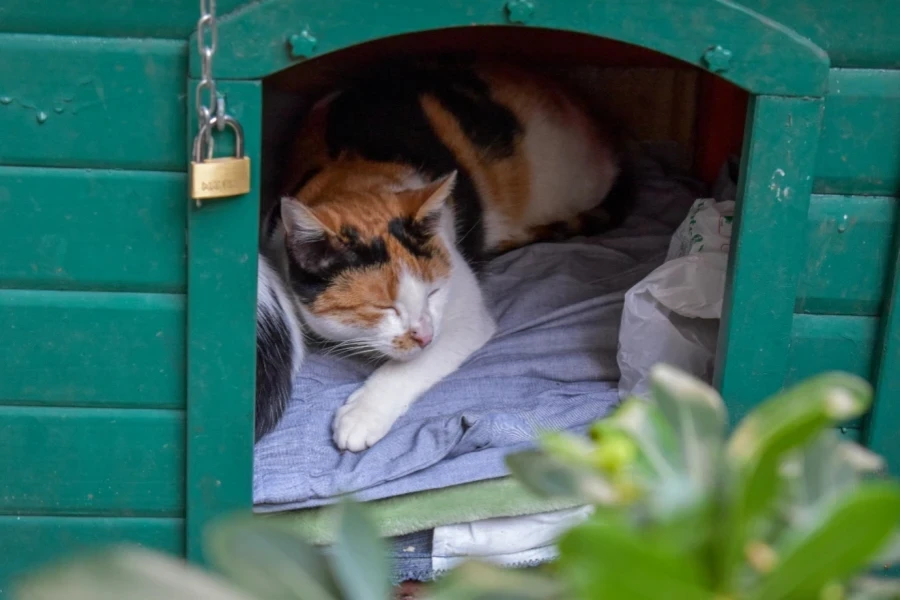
top-left (255, 276), bottom-right (295, 442)
top-left (388, 216), bottom-right (433, 258)
top-left (286, 233), bottom-right (390, 304)
top-left (323, 63), bottom-right (522, 266)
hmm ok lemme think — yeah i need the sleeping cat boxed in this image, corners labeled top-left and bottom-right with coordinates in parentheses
top-left (269, 60), bottom-right (630, 451)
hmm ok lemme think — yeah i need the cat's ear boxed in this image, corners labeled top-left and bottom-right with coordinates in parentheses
top-left (405, 171), bottom-right (457, 222)
top-left (280, 197), bottom-right (332, 242)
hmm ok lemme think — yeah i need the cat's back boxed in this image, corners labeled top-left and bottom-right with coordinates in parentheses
top-left (287, 60), bottom-right (622, 253)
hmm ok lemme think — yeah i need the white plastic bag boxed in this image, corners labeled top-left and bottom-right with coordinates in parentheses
top-left (617, 198), bottom-right (735, 399)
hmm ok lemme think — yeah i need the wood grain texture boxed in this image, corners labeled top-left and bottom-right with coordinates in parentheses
top-left (0, 516), bottom-right (183, 596)
top-left (0, 407), bottom-right (184, 516)
top-left (814, 69), bottom-right (900, 196)
top-left (716, 96), bottom-right (824, 423)
top-left (796, 194), bottom-right (898, 316)
top-left (867, 211), bottom-right (900, 475)
top-left (0, 167), bottom-right (186, 293)
top-left (198, 0), bottom-right (829, 96)
top-left (0, 290), bottom-right (185, 409)
top-left (0, 34), bottom-right (187, 171)
top-left (185, 80), bottom-right (259, 563)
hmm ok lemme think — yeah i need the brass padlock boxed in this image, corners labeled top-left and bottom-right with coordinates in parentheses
top-left (191, 115), bottom-right (251, 202)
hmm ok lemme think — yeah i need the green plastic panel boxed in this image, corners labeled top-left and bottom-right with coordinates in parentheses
top-left (796, 194), bottom-right (898, 316)
top-left (200, 0), bottom-right (829, 96)
top-left (717, 96), bottom-right (824, 423)
top-left (0, 167), bottom-right (186, 293)
top-left (867, 209), bottom-right (900, 475)
top-left (814, 69), bottom-right (900, 197)
top-left (0, 407), bottom-right (184, 516)
top-left (739, 0), bottom-right (900, 69)
top-left (0, 34), bottom-right (186, 171)
top-left (785, 314), bottom-right (878, 385)
top-left (0, 290), bottom-right (185, 409)
top-left (0, 516), bottom-right (183, 596)
top-left (0, 0), bottom-right (245, 39)
top-left (185, 80), bottom-right (259, 563)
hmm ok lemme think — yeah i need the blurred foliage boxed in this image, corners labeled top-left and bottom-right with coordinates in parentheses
top-left (14, 366), bottom-right (900, 600)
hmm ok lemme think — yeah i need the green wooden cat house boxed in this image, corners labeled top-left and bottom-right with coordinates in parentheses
top-left (1, 0), bottom-right (898, 592)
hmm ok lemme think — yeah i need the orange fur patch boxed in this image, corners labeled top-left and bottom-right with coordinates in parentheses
top-left (292, 161), bottom-right (452, 327)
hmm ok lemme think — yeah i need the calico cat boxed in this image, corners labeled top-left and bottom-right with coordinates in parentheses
top-left (276, 60), bottom-right (630, 451)
top-left (255, 250), bottom-right (305, 441)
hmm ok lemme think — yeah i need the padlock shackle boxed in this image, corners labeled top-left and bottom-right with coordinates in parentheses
top-left (192, 114), bottom-right (245, 162)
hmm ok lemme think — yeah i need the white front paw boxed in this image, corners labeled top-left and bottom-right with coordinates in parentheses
top-left (332, 388), bottom-right (397, 452)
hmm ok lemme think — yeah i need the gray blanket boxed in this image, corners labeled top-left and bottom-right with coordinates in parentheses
top-left (254, 155), bottom-right (701, 511)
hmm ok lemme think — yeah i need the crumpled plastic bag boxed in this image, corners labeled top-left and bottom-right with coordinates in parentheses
top-left (617, 196), bottom-right (735, 399)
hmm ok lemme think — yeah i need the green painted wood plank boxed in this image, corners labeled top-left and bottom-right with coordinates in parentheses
top-left (185, 80), bottom-right (259, 563)
top-left (785, 314), bottom-right (878, 386)
top-left (867, 209), bottom-right (900, 475)
top-left (796, 194), bottom-right (898, 316)
top-left (0, 167), bottom-right (186, 293)
top-left (739, 0), bottom-right (900, 69)
top-left (814, 69), bottom-right (900, 197)
top-left (201, 0), bottom-right (829, 96)
top-left (0, 407), bottom-right (184, 516)
top-left (0, 0), bottom-right (245, 39)
top-left (716, 96), bottom-right (824, 423)
top-left (0, 516), bottom-right (183, 597)
top-left (0, 290), bottom-right (185, 409)
top-left (0, 34), bottom-right (187, 171)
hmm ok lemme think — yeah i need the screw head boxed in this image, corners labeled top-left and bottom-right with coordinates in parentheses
top-left (288, 29), bottom-right (318, 59)
top-left (505, 0), bottom-right (535, 24)
top-left (702, 45), bottom-right (733, 73)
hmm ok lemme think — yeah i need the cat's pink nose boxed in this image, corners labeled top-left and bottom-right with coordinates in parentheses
top-left (411, 324), bottom-right (433, 347)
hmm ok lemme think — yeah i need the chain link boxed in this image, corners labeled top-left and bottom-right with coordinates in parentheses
top-left (195, 0), bottom-right (218, 157)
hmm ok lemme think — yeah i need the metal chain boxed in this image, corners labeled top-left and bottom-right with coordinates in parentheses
top-left (195, 0), bottom-right (218, 158)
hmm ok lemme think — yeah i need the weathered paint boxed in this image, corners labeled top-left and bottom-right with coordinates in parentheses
top-left (185, 79), bottom-right (259, 564)
top-left (866, 214), bottom-right (900, 474)
top-left (796, 194), bottom-right (898, 316)
top-left (0, 290), bottom-right (185, 409)
top-left (814, 69), bottom-right (900, 196)
top-left (197, 0), bottom-right (830, 96)
top-left (0, 35), bottom-right (187, 171)
top-left (716, 96), bottom-right (824, 423)
top-left (0, 407), bottom-right (184, 515)
top-left (0, 167), bottom-right (186, 293)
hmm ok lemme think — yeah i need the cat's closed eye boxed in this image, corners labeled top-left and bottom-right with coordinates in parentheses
top-left (428, 289), bottom-right (441, 298)
top-left (378, 305), bottom-right (400, 317)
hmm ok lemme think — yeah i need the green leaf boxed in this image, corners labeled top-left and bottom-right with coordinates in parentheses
top-left (602, 398), bottom-right (704, 519)
top-left (14, 546), bottom-right (257, 600)
top-left (747, 482), bottom-right (900, 600)
top-left (717, 373), bottom-right (872, 588)
top-left (505, 450), bottom-right (625, 505)
top-left (205, 516), bottom-right (339, 600)
top-left (328, 499), bottom-right (391, 600)
top-left (429, 561), bottom-right (565, 600)
top-left (648, 364), bottom-right (726, 490)
top-left (556, 517), bottom-right (712, 600)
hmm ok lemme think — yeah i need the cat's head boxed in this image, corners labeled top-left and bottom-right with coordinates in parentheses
top-left (281, 169), bottom-right (457, 361)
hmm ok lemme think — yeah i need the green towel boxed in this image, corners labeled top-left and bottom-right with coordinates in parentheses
top-left (258, 477), bottom-right (581, 544)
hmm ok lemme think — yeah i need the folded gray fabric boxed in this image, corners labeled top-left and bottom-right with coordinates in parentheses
top-left (253, 155), bottom-right (701, 511)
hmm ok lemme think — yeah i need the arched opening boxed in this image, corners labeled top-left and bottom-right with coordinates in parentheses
top-left (183, 2), bottom-right (830, 571)
top-left (251, 26), bottom-right (745, 535)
